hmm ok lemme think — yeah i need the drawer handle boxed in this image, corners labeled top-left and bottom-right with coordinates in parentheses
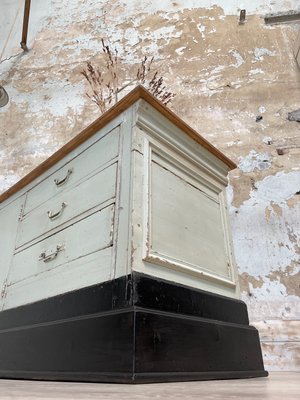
top-left (54, 169), bottom-right (73, 187)
top-left (39, 245), bottom-right (63, 263)
top-left (47, 202), bottom-right (67, 220)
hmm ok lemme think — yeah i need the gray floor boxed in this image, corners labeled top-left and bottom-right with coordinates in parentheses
top-left (0, 372), bottom-right (298, 399)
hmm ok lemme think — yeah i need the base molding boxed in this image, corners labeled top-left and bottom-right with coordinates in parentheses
top-left (0, 370), bottom-right (268, 384)
top-left (134, 308), bottom-right (267, 382)
top-left (133, 370), bottom-right (268, 383)
top-left (0, 274), bottom-right (268, 383)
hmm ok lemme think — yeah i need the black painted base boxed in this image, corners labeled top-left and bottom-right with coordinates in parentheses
top-left (0, 273), bottom-right (268, 383)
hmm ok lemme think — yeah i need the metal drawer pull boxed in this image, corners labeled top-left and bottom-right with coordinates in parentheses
top-left (54, 169), bottom-right (73, 187)
top-left (39, 245), bottom-right (63, 263)
top-left (47, 202), bottom-right (66, 220)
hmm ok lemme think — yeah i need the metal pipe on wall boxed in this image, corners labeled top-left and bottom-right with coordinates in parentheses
top-left (20, 0), bottom-right (31, 51)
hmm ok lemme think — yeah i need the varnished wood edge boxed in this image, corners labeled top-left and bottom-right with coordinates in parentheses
top-left (0, 86), bottom-right (236, 204)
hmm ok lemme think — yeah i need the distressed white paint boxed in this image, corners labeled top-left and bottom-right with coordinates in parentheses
top-left (0, 111), bottom-right (125, 310)
top-left (0, 97), bottom-right (240, 315)
top-left (253, 47), bottom-right (276, 61)
top-left (253, 172), bottom-right (300, 203)
top-left (16, 162), bottom-right (117, 248)
top-left (6, 82), bottom-right (86, 117)
top-left (249, 68), bottom-right (265, 75)
top-left (230, 50), bottom-right (245, 68)
top-left (24, 127), bottom-right (120, 215)
top-left (9, 204), bottom-right (114, 287)
top-left (4, 248), bottom-right (113, 310)
top-left (1, 1), bottom-right (298, 61)
top-left (259, 106), bottom-right (267, 114)
top-left (228, 171), bottom-right (300, 321)
top-left (59, 1), bottom-right (300, 17)
top-left (148, 150), bottom-right (234, 286)
top-left (263, 136), bottom-right (273, 145)
top-left (238, 150), bottom-right (272, 172)
top-left (175, 47), bottom-right (186, 55)
top-left (129, 100), bottom-right (239, 298)
top-left (197, 23), bottom-right (206, 40)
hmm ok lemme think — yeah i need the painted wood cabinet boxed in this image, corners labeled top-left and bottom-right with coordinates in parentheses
top-left (0, 89), bottom-right (237, 310)
top-left (0, 86), bottom-right (267, 383)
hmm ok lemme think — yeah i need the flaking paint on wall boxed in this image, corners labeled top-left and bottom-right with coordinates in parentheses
top-left (228, 170), bottom-right (300, 369)
top-left (238, 150), bottom-right (272, 172)
top-left (1, 0), bottom-right (300, 370)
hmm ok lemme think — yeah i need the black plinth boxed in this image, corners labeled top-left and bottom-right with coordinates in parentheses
top-left (0, 273), bottom-right (268, 383)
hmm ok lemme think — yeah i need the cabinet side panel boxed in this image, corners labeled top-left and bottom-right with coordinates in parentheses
top-left (150, 159), bottom-right (230, 279)
top-left (130, 115), bottom-right (239, 298)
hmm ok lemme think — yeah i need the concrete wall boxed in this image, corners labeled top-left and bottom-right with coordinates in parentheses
top-left (0, 0), bottom-right (300, 370)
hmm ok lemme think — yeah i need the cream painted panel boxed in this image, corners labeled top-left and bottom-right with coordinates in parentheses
top-left (0, 196), bottom-right (24, 307)
top-left (111, 108), bottom-right (135, 280)
top-left (16, 162), bottom-right (117, 248)
top-left (4, 247), bottom-right (112, 310)
top-left (130, 113), bottom-right (239, 297)
top-left (9, 204), bottom-right (114, 285)
top-left (24, 127), bottom-right (120, 215)
top-left (130, 147), bottom-right (238, 298)
top-left (149, 160), bottom-right (230, 280)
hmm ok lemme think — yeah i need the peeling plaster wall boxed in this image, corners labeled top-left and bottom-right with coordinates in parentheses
top-left (1, 0), bottom-right (300, 370)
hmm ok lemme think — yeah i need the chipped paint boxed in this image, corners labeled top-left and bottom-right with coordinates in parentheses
top-left (253, 47), bottom-right (276, 61)
top-left (175, 47), bottom-right (186, 55)
top-left (238, 150), bottom-right (272, 172)
top-left (263, 136), bottom-right (273, 145)
top-left (228, 170), bottom-right (300, 370)
top-left (1, 0), bottom-right (300, 371)
top-left (197, 23), bottom-right (206, 39)
top-left (249, 68), bottom-right (265, 75)
top-left (230, 50), bottom-right (245, 68)
top-left (268, 269), bottom-right (300, 297)
top-left (258, 106), bottom-right (266, 114)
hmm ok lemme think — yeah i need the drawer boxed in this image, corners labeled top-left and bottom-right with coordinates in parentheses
top-left (16, 162), bottom-right (117, 248)
top-left (24, 126), bottom-right (120, 215)
top-left (9, 204), bottom-right (114, 286)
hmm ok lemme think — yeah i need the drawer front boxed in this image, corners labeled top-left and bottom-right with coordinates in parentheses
top-left (16, 162), bottom-right (117, 248)
top-left (24, 126), bottom-right (120, 215)
top-left (9, 204), bottom-right (114, 286)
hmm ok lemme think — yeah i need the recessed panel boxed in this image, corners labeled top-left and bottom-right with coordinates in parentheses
top-left (149, 156), bottom-right (231, 281)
